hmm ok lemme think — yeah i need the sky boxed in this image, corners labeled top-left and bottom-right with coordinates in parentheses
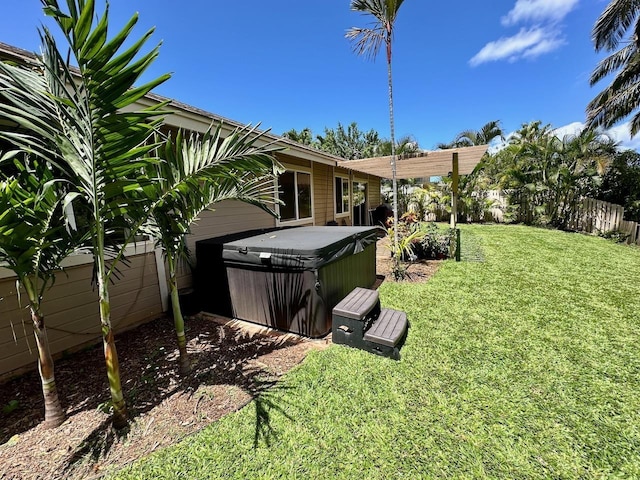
top-left (1, 0), bottom-right (636, 151)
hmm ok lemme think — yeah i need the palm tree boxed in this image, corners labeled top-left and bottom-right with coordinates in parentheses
top-left (378, 134), bottom-right (420, 156)
top-left (378, 135), bottom-right (421, 212)
top-left (346, 0), bottom-right (406, 250)
top-left (0, 158), bottom-right (80, 428)
top-left (587, 1), bottom-right (640, 135)
top-left (494, 122), bottom-right (617, 226)
top-left (455, 120), bottom-right (505, 147)
top-left (146, 125), bottom-right (282, 375)
top-left (437, 120), bottom-right (504, 148)
top-left (0, 0), bottom-right (170, 429)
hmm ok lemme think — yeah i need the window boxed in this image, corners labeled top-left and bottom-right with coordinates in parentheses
top-left (335, 177), bottom-right (349, 215)
top-left (278, 170), bottom-right (312, 222)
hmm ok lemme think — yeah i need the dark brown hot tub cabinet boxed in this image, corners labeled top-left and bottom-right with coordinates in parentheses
top-left (202, 226), bottom-right (379, 338)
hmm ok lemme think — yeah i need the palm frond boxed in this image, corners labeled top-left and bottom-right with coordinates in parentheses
top-left (345, 26), bottom-right (386, 60)
top-left (136, 122), bottom-right (283, 272)
top-left (0, 156), bottom-right (80, 287)
top-left (592, 0), bottom-right (640, 51)
top-left (346, 0), bottom-right (405, 61)
top-left (590, 43), bottom-right (637, 85)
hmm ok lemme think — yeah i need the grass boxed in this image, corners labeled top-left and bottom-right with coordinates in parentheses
top-left (112, 225), bottom-right (640, 479)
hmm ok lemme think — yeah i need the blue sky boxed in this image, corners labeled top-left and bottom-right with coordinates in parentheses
top-left (1, 0), bottom-right (635, 150)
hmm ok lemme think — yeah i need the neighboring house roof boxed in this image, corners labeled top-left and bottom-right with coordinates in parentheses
top-left (0, 41), bottom-right (375, 173)
top-left (337, 145), bottom-right (489, 179)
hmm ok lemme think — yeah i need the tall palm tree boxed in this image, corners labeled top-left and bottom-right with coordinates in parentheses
top-left (346, 0), bottom-right (406, 250)
top-left (0, 158), bottom-right (80, 428)
top-left (146, 125), bottom-right (282, 375)
top-left (587, 1), bottom-right (640, 135)
top-left (0, 0), bottom-right (170, 429)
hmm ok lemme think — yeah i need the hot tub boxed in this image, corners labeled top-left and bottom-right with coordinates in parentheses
top-left (213, 226), bottom-right (379, 337)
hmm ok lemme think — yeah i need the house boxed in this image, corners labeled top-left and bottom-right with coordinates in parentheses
top-left (0, 42), bottom-right (384, 379)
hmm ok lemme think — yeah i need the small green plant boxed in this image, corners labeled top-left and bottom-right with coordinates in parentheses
top-left (2, 399), bottom-right (19, 415)
top-left (395, 227), bottom-right (425, 261)
top-left (97, 400), bottom-right (113, 415)
top-left (385, 223), bottom-right (425, 280)
top-left (598, 229), bottom-right (630, 243)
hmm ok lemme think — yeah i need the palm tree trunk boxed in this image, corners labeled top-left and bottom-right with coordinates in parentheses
top-left (96, 237), bottom-right (128, 429)
top-left (167, 253), bottom-right (190, 375)
top-left (31, 307), bottom-right (65, 428)
top-left (21, 277), bottom-right (65, 428)
top-left (387, 40), bottom-right (399, 257)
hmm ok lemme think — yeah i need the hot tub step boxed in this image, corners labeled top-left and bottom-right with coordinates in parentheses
top-left (363, 308), bottom-right (407, 348)
top-left (332, 287), bottom-right (408, 360)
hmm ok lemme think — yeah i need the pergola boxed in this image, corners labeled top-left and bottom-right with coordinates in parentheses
top-left (337, 144), bottom-right (489, 227)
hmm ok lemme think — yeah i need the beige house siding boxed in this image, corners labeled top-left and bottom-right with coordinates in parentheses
top-left (0, 252), bottom-right (162, 380)
top-left (175, 200), bottom-right (277, 287)
top-left (369, 176), bottom-right (381, 207)
top-left (187, 200), bottom-right (276, 248)
top-left (313, 162), bottom-right (335, 226)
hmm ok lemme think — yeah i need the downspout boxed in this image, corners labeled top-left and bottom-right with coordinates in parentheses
top-left (332, 165), bottom-right (336, 223)
top-left (154, 247), bottom-right (169, 312)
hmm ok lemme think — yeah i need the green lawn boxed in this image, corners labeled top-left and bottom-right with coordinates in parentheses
top-left (113, 225), bottom-right (640, 479)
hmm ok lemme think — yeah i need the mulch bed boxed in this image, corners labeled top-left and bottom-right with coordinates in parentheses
top-left (375, 236), bottom-right (444, 283)
top-left (0, 314), bottom-right (323, 479)
top-left (0, 242), bottom-right (442, 480)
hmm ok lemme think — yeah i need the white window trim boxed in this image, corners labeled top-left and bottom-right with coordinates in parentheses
top-left (335, 175), bottom-right (350, 218)
top-left (276, 166), bottom-right (314, 226)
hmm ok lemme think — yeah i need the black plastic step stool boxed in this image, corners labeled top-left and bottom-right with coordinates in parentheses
top-left (332, 287), bottom-right (408, 360)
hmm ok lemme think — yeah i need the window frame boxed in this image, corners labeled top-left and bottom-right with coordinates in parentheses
top-left (276, 167), bottom-right (314, 226)
top-left (335, 175), bottom-right (350, 218)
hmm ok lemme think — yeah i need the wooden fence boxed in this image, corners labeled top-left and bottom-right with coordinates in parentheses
top-left (420, 192), bottom-right (640, 246)
top-left (571, 198), bottom-right (640, 244)
top-left (486, 193), bottom-right (640, 245)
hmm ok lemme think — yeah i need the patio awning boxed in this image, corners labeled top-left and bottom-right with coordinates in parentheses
top-left (336, 144), bottom-right (489, 179)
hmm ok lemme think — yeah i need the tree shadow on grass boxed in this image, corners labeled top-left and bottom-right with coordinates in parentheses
top-left (251, 377), bottom-right (295, 448)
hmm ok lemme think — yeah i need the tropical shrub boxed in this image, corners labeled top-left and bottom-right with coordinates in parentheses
top-left (388, 219), bottom-right (456, 264)
top-left (413, 223), bottom-right (457, 260)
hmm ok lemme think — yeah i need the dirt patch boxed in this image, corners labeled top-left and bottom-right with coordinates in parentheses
top-left (0, 238), bottom-right (441, 480)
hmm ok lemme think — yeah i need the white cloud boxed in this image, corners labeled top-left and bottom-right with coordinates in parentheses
top-left (470, 0), bottom-right (579, 66)
top-left (605, 122), bottom-right (640, 150)
top-left (501, 0), bottom-right (580, 27)
top-left (554, 120), bottom-right (640, 150)
top-left (469, 27), bottom-right (564, 66)
top-left (553, 121), bottom-right (585, 139)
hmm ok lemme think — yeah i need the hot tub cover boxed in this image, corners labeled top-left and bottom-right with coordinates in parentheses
top-left (222, 226), bottom-right (380, 270)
